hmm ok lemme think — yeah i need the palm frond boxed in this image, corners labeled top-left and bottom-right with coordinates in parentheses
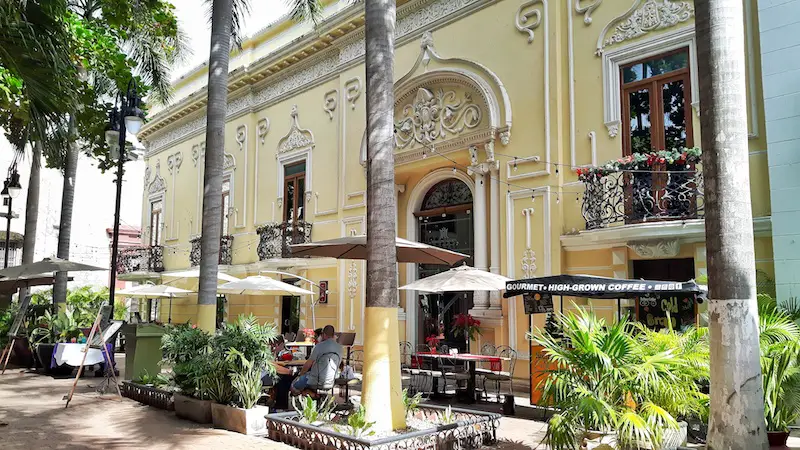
top-left (287, 0), bottom-right (323, 25)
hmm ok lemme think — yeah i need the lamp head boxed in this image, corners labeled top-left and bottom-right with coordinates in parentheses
top-left (7, 171), bottom-right (21, 199)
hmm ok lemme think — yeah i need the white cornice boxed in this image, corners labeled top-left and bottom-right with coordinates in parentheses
top-left (139, 0), bottom-right (492, 158)
top-left (561, 217), bottom-right (773, 251)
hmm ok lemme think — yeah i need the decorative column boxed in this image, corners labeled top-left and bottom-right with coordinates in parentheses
top-left (469, 162), bottom-right (490, 311)
top-left (489, 162), bottom-right (502, 312)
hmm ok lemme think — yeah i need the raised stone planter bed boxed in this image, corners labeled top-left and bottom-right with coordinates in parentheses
top-left (174, 393), bottom-right (212, 424)
top-left (120, 381), bottom-right (174, 411)
top-left (266, 405), bottom-right (499, 450)
top-left (211, 403), bottom-right (270, 435)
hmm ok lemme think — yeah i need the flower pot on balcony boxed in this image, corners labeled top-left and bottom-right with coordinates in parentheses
top-left (211, 403), bottom-right (269, 435)
top-left (174, 393), bottom-right (212, 424)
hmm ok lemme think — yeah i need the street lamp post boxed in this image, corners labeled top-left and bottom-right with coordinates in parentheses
top-left (105, 79), bottom-right (144, 319)
top-left (1, 163), bottom-right (22, 269)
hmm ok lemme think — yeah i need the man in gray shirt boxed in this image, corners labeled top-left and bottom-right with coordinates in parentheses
top-left (291, 325), bottom-right (343, 393)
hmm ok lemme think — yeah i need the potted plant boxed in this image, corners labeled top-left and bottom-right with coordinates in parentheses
top-left (530, 307), bottom-right (707, 450)
top-left (301, 328), bottom-right (315, 343)
top-left (161, 323), bottom-right (213, 423)
top-left (452, 313), bottom-right (481, 352)
top-left (425, 334), bottom-right (440, 351)
top-left (758, 295), bottom-right (800, 447)
top-left (211, 349), bottom-right (271, 434)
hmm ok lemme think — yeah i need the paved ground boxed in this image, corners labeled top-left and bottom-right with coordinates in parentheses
top-left (0, 358), bottom-right (547, 449)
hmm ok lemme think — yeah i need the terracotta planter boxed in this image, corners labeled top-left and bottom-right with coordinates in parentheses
top-left (768, 431), bottom-right (789, 447)
top-left (211, 403), bottom-right (270, 435)
top-left (174, 393), bottom-right (212, 424)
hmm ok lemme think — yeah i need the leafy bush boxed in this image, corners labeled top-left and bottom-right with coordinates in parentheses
top-left (293, 395), bottom-right (335, 424)
top-left (134, 369), bottom-right (170, 387)
top-left (402, 388), bottom-right (422, 416)
top-left (226, 348), bottom-right (264, 409)
top-left (160, 323), bottom-right (210, 396)
top-left (758, 294), bottom-right (800, 432)
top-left (335, 404), bottom-right (375, 438)
top-left (211, 314), bottom-right (277, 373)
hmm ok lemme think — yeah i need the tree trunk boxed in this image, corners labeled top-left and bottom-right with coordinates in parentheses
top-left (197, 0), bottom-right (232, 332)
top-left (18, 141), bottom-right (41, 302)
top-left (54, 118), bottom-right (79, 310)
top-left (361, 0), bottom-right (405, 431)
top-left (695, 1), bottom-right (767, 448)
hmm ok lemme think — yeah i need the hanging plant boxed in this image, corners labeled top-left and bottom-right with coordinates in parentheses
top-left (576, 147), bottom-right (702, 181)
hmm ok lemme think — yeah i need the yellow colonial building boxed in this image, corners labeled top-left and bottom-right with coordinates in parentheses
top-left (125, 0), bottom-right (775, 385)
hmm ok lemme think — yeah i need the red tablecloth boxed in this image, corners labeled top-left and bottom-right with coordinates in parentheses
top-left (413, 352), bottom-right (502, 371)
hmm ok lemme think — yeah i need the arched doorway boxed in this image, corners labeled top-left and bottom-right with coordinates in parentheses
top-left (415, 179), bottom-right (474, 351)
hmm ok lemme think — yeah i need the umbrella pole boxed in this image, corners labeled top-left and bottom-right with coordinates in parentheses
top-left (168, 295), bottom-right (172, 324)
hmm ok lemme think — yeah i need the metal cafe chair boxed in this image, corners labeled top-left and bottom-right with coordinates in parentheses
top-left (483, 347), bottom-right (518, 403)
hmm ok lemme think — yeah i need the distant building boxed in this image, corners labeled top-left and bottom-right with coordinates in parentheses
top-left (0, 230), bottom-right (23, 268)
top-left (106, 225), bottom-right (144, 289)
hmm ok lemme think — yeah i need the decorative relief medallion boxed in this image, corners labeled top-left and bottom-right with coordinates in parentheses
top-left (575, 0), bottom-right (602, 25)
top-left (191, 141), bottom-right (205, 166)
top-left (257, 118), bottom-right (270, 145)
top-left (236, 125), bottom-right (246, 151)
top-left (148, 161), bottom-right (166, 194)
top-left (166, 152), bottom-right (183, 174)
top-left (521, 248), bottom-right (537, 278)
top-left (345, 77), bottom-right (361, 109)
top-left (499, 130), bottom-right (510, 146)
top-left (628, 239), bottom-right (681, 258)
top-left (394, 88), bottom-right (482, 149)
top-left (323, 90), bottom-right (338, 120)
top-left (597, 0), bottom-right (693, 54)
top-left (189, 141), bottom-right (235, 170)
top-left (144, 165), bottom-right (151, 184)
top-left (515, 0), bottom-right (544, 44)
top-left (277, 105), bottom-right (315, 155)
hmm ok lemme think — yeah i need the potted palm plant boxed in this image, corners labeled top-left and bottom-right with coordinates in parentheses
top-left (161, 323), bottom-right (214, 423)
top-left (210, 348), bottom-right (271, 434)
top-left (530, 306), bottom-right (706, 450)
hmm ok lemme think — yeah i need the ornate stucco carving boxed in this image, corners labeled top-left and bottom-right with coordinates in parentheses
top-left (628, 239), bottom-right (681, 258)
top-left (166, 152), bottom-right (183, 174)
top-left (223, 153), bottom-right (236, 170)
top-left (257, 118), bottom-right (270, 144)
top-left (394, 87), bottom-right (482, 149)
top-left (521, 249), bottom-right (537, 278)
top-left (575, 0), bottom-right (602, 25)
top-left (236, 125), bottom-right (246, 151)
top-left (515, 0), bottom-right (544, 43)
top-left (596, 0), bottom-right (694, 55)
top-left (144, 165), bottom-right (151, 184)
top-left (277, 105), bottom-right (315, 155)
top-left (348, 261), bottom-right (358, 301)
top-left (323, 90), bottom-right (338, 120)
top-left (148, 161), bottom-right (166, 194)
top-left (189, 140), bottom-right (235, 170)
top-left (345, 77), bottom-right (361, 109)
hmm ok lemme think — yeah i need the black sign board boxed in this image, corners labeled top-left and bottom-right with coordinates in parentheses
top-left (318, 280), bottom-right (328, 304)
top-left (523, 292), bottom-right (554, 314)
top-left (505, 274), bottom-right (704, 299)
top-left (636, 294), bottom-right (696, 330)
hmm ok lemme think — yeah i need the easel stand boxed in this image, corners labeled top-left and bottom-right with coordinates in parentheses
top-left (0, 336), bottom-right (19, 375)
top-left (1, 295), bottom-right (32, 375)
top-left (63, 308), bottom-right (121, 408)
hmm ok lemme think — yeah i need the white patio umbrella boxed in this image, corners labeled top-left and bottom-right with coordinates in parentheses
top-left (121, 284), bottom-right (194, 324)
top-left (217, 275), bottom-right (314, 296)
top-left (0, 257), bottom-right (105, 279)
top-left (399, 265), bottom-right (512, 293)
top-left (289, 235), bottom-right (468, 265)
top-left (160, 269), bottom-right (239, 290)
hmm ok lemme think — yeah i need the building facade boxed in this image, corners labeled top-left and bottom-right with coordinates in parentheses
top-left (132, 0), bottom-right (775, 382)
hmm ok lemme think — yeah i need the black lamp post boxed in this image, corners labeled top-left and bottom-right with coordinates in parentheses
top-left (105, 79), bottom-right (145, 318)
top-left (1, 163), bottom-right (22, 269)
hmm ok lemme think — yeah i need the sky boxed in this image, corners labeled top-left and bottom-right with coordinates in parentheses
top-left (169, 0), bottom-right (291, 80)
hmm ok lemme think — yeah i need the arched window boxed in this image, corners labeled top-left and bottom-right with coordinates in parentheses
top-left (420, 179), bottom-right (472, 213)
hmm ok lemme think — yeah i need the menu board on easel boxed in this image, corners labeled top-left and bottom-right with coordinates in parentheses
top-left (636, 294), bottom-right (696, 330)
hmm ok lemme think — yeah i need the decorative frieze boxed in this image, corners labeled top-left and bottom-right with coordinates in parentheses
top-left (597, 0), bottom-right (694, 55)
top-left (628, 239), bottom-right (681, 258)
top-left (394, 88), bottom-right (482, 149)
top-left (148, 161), bottom-right (166, 194)
top-left (277, 105), bottom-right (315, 155)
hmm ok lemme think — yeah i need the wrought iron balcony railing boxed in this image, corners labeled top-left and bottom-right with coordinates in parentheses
top-left (117, 246), bottom-right (164, 274)
top-left (257, 220), bottom-right (313, 260)
top-left (189, 235), bottom-right (234, 266)
top-left (581, 163), bottom-right (704, 230)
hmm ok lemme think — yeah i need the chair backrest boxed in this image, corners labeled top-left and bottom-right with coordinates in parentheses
top-left (349, 349), bottom-right (364, 372)
top-left (312, 351), bottom-right (342, 390)
top-left (399, 341), bottom-right (413, 366)
top-left (497, 347), bottom-right (518, 374)
top-left (438, 344), bottom-right (449, 355)
top-left (480, 343), bottom-right (496, 356)
top-left (284, 332), bottom-right (296, 342)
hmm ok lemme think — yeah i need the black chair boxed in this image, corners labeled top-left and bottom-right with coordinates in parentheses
top-left (335, 349), bottom-right (362, 402)
top-left (483, 347), bottom-right (518, 403)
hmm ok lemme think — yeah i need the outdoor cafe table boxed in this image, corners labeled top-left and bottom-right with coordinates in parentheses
top-left (286, 341), bottom-right (314, 358)
top-left (414, 352), bottom-right (507, 404)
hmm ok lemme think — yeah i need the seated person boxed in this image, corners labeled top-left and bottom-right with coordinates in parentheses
top-left (272, 335), bottom-right (294, 361)
top-left (291, 325), bottom-right (343, 394)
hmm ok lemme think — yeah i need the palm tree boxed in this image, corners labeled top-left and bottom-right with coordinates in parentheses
top-left (196, 0), bottom-right (322, 332)
top-left (18, 141), bottom-right (42, 302)
top-left (694, 0), bottom-right (768, 448)
top-left (360, 0), bottom-right (405, 431)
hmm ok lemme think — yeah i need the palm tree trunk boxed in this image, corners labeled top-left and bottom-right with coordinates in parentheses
top-left (54, 117), bottom-right (79, 311)
top-left (18, 141), bottom-right (41, 302)
top-left (695, 1), bottom-right (767, 448)
top-left (197, 0), bottom-right (232, 332)
top-left (361, 0), bottom-right (405, 431)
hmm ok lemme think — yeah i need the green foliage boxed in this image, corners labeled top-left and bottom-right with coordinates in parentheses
top-left (66, 286), bottom-right (107, 326)
top-left (160, 323), bottom-right (210, 396)
top-left (113, 299), bottom-right (128, 321)
top-left (211, 314), bottom-right (278, 374)
top-left (292, 395), bottom-right (336, 424)
top-left (31, 309), bottom-right (82, 344)
top-left (335, 404), bottom-right (376, 438)
top-left (226, 348), bottom-right (263, 409)
top-left (134, 369), bottom-right (170, 387)
top-left (0, 306), bottom-right (14, 348)
top-left (402, 388), bottom-right (422, 417)
top-left (440, 405), bottom-right (456, 425)
top-left (758, 294), bottom-right (800, 432)
top-left (529, 306), bottom-right (695, 450)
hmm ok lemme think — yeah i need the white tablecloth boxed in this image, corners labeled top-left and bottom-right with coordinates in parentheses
top-left (53, 343), bottom-right (107, 367)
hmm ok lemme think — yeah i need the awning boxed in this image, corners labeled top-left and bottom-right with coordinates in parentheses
top-left (504, 274), bottom-right (704, 299)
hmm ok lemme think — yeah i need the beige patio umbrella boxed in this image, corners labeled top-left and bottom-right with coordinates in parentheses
top-left (289, 235), bottom-right (468, 265)
top-left (121, 284), bottom-right (194, 324)
top-left (217, 275), bottom-right (314, 296)
top-left (399, 265), bottom-right (512, 293)
top-left (0, 257), bottom-right (105, 279)
top-left (161, 268), bottom-right (239, 290)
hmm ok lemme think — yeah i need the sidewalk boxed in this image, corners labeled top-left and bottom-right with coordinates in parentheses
top-left (0, 359), bottom-right (547, 449)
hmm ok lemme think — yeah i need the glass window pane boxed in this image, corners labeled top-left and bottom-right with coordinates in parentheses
top-left (297, 177), bottom-right (305, 221)
top-left (623, 51), bottom-right (688, 84)
top-left (222, 193), bottom-right (230, 233)
top-left (285, 162), bottom-right (306, 176)
top-left (662, 79), bottom-right (688, 150)
top-left (222, 179), bottom-right (230, 194)
top-left (285, 180), bottom-right (294, 222)
top-left (628, 88), bottom-right (652, 154)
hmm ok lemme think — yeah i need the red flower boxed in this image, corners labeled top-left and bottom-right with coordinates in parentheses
top-left (191, 324), bottom-right (197, 329)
